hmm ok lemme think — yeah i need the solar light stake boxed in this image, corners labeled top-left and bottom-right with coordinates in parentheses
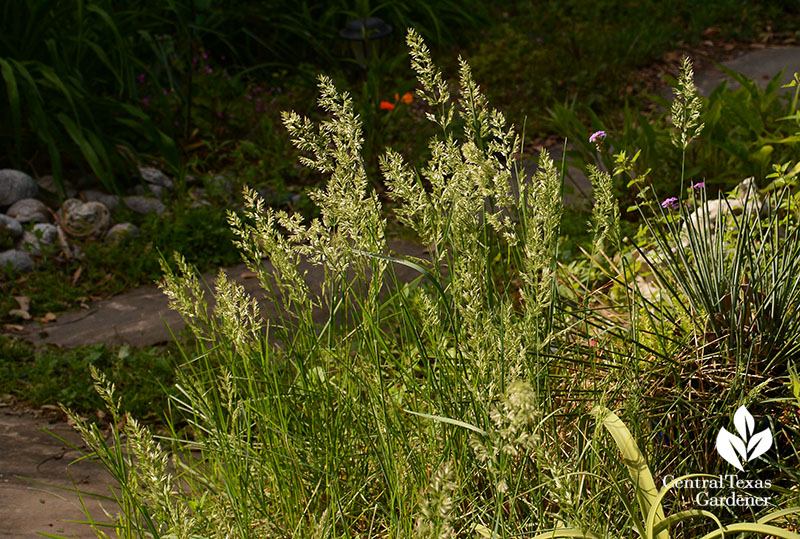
top-left (339, 17), bottom-right (392, 69)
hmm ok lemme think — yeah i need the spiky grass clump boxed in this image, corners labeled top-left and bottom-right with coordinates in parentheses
top-left (63, 32), bottom-right (800, 539)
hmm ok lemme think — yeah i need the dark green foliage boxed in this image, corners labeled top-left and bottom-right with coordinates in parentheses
top-left (469, 0), bottom-right (798, 130)
top-left (551, 69), bottom-right (800, 211)
top-left (0, 1), bottom-right (181, 195)
top-left (0, 337), bottom-right (176, 421)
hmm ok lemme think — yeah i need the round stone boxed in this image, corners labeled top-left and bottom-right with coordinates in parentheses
top-left (139, 167), bottom-right (173, 189)
top-left (123, 196), bottom-right (165, 215)
top-left (0, 169), bottom-right (37, 207)
top-left (6, 198), bottom-right (51, 223)
top-left (36, 175), bottom-right (77, 198)
top-left (60, 199), bottom-right (111, 238)
top-left (18, 223), bottom-right (58, 256)
top-left (81, 190), bottom-right (120, 212)
top-left (0, 214), bottom-right (23, 238)
top-left (0, 249), bottom-right (34, 273)
top-left (131, 184), bottom-right (164, 198)
top-left (105, 223), bottom-right (140, 243)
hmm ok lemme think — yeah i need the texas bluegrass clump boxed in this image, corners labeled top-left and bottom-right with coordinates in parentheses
top-left (65, 29), bottom-right (800, 539)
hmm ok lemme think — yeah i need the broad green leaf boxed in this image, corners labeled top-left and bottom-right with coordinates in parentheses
top-left (592, 405), bottom-right (669, 539)
top-left (698, 522), bottom-right (800, 539)
top-left (57, 112), bottom-right (108, 186)
top-left (0, 58), bottom-right (22, 161)
top-left (651, 510), bottom-right (723, 537)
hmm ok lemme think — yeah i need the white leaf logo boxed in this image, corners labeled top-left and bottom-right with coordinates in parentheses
top-left (747, 429), bottom-right (772, 461)
top-left (716, 406), bottom-right (772, 470)
top-left (734, 405), bottom-right (754, 440)
top-left (716, 427), bottom-right (747, 471)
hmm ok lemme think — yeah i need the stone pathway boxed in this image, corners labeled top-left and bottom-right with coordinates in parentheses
top-left (11, 239), bottom-right (430, 349)
top-left (694, 46), bottom-right (800, 96)
top-left (1, 45), bottom-right (798, 539)
top-left (0, 409), bottom-right (113, 538)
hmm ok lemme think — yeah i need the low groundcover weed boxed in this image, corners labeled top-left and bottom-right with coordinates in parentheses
top-left (64, 30), bottom-right (800, 538)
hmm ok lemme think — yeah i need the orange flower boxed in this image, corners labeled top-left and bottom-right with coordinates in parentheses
top-left (400, 92), bottom-right (413, 104)
top-left (380, 101), bottom-right (395, 111)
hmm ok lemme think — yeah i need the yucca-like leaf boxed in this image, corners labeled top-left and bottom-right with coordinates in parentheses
top-left (697, 523), bottom-right (800, 539)
top-left (591, 405), bottom-right (669, 539)
top-left (645, 474), bottom-right (721, 539)
top-left (650, 510), bottom-right (724, 538)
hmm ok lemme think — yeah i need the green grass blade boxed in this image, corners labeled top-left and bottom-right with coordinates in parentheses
top-left (531, 528), bottom-right (603, 539)
top-left (403, 409), bottom-right (486, 436)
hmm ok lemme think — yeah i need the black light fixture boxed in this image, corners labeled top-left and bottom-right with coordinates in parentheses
top-left (339, 17), bottom-right (392, 69)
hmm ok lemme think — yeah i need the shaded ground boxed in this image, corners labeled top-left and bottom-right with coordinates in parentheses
top-left (0, 45), bottom-right (798, 538)
top-left (0, 408), bottom-right (114, 538)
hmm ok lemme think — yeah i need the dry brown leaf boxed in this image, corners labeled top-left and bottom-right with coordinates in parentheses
top-left (3, 324), bottom-right (24, 332)
top-left (8, 309), bottom-right (31, 320)
top-left (240, 272), bottom-right (258, 279)
top-left (13, 296), bottom-right (30, 311)
top-left (39, 312), bottom-right (57, 323)
top-left (71, 266), bottom-right (83, 286)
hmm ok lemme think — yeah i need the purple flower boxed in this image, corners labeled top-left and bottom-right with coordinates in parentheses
top-left (693, 181), bottom-right (705, 189)
top-left (661, 197), bottom-right (679, 210)
top-left (245, 94), bottom-right (253, 100)
top-left (162, 88), bottom-right (168, 95)
top-left (137, 73), bottom-right (146, 83)
top-left (589, 130), bottom-right (606, 144)
top-left (173, 120), bottom-right (180, 126)
top-left (202, 52), bottom-right (208, 60)
top-left (205, 66), bottom-right (213, 73)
